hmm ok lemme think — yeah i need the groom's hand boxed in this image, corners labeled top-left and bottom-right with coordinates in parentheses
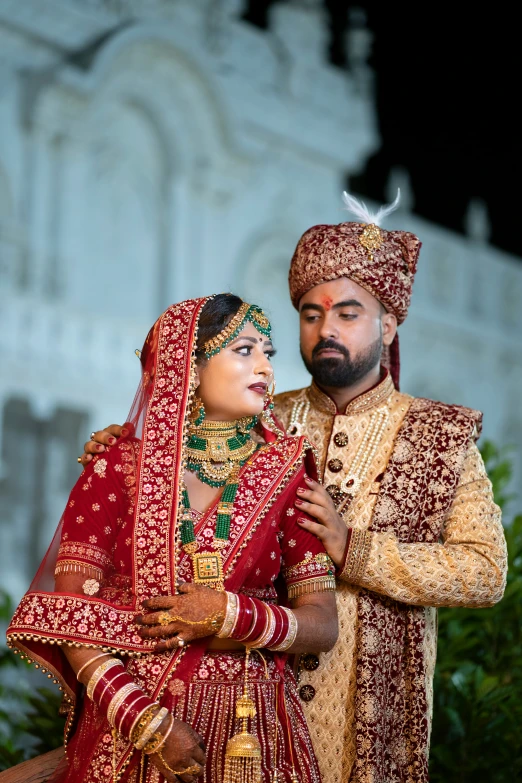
top-left (295, 477), bottom-right (348, 567)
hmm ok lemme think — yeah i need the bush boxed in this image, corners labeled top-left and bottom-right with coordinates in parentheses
top-left (430, 442), bottom-right (522, 781)
top-left (0, 591), bottom-right (64, 769)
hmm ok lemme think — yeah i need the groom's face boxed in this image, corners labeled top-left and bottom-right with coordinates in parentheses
top-left (298, 278), bottom-right (396, 389)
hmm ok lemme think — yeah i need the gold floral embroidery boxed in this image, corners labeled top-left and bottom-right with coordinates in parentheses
top-left (82, 579), bottom-right (100, 595)
top-left (93, 458), bottom-right (107, 478)
top-left (56, 540), bottom-right (112, 572)
top-left (338, 528), bottom-right (372, 583)
top-left (168, 678), bottom-right (185, 696)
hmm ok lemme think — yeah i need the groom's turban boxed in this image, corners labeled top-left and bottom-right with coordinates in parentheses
top-left (288, 220), bottom-right (421, 324)
top-left (288, 194), bottom-right (422, 386)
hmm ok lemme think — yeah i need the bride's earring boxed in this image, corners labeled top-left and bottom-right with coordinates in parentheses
top-left (261, 379), bottom-right (284, 437)
top-left (265, 379), bottom-right (276, 413)
top-left (191, 395), bottom-right (206, 427)
top-left (237, 415), bottom-right (258, 435)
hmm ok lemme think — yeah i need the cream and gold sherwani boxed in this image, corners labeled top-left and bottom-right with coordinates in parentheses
top-left (274, 373), bottom-right (507, 783)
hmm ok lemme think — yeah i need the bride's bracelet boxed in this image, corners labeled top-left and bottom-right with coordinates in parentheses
top-left (215, 592), bottom-right (239, 638)
top-left (143, 713), bottom-right (174, 755)
top-left (135, 707), bottom-right (169, 750)
top-left (249, 605), bottom-right (276, 648)
top-left (118, 693), bottom-right (151, 736)
top-left (87, 658), bottom-right (124, 701)
top-left (76, 652), bottom-right (111, 682)
top-left (97, 669), bottom-right (131, 711)
top-left (86, 658), bottom-right (170, 749)
top-left (265, 604), bottom-right (288, 649)
top-left (107, 683), bottom-right (143, 727)
top-left (130, 704), bottom-right (160, 745)
top-left (236, 597), bottom-right (265, 642)
top-left (221, 596), bottom-right (299, 650)
top-left (232, 594), bottom-right (254, 639)
top-left (269, 605), bottom-right (299, 651)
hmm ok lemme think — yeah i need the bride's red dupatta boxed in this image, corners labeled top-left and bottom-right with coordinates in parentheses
top-left (7, 298), bottom-right (314, 781)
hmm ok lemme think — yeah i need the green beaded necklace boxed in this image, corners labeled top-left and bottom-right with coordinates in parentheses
top-left (180, 468), bottom-right (242, 590)
top-left (186, 417), bottom-right (258, 488)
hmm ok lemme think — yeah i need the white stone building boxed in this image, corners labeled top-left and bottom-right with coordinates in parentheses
top-left (1, 0), bottom-right (520, 600)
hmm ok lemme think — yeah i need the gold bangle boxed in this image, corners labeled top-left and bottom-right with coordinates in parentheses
top-left (129, 704), bottom-right (159, 745)
top-left (76, 652), bottom-right (110, 682)
top-left (86, 659), bottom-right (123, 701)
top-left (134, 707), bottom-right (169, 750)
top-left (144, 713), bottom-right (174, 755)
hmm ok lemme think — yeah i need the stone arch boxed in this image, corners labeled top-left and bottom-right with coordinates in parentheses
top-left (29, 26), bottom-right (250, 319)
top-left (72, 25), bottom-right (245, 181)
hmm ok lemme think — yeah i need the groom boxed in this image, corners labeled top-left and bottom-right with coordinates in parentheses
top-left (82, 195), bottom-right (507, 782)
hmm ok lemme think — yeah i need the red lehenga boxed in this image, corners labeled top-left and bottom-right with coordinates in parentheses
top-left (7, 298), bottom-right (335, 783)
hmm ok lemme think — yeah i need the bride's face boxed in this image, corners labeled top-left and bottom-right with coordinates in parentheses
top-left (195, 321), bottom-right (275, 421)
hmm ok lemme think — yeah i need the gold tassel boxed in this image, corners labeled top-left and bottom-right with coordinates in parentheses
top-left (224, 649), bottom-right (262, 783)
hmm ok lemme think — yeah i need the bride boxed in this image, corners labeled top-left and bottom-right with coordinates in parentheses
top-left (7, 294), bottom-right (338, 783)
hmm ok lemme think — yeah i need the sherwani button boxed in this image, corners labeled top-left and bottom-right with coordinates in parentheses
top-left (302, 653), bottom-right (320, 671)
top-left (327, 458), bottom-right (343, 473)
top-left (299, 684), bottom-right (316, 702)
top-left (325, 484), bottom-right (341, 499)
top-left (334, 432), bottom-right (349, 447)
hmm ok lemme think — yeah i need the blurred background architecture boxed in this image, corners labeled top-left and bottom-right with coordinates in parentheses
top-left (1, 0), bottom-right (521, 600)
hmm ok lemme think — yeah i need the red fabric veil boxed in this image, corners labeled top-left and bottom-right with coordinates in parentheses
top-left (7, 297), bottom-right (320, 781)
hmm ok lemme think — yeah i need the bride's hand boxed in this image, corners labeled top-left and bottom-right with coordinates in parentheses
top-left (150, 716), bottom-right (206, 782)
top-left (135, 583), bottom-right (227, 651)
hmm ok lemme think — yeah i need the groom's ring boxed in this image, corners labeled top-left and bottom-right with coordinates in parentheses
top-left (90, 432), bottom-right (96, 440)
top-left (158, 612), bottom-right (172, 626)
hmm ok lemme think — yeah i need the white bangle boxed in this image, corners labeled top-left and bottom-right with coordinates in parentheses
top-left (215, 592), bottom-right (238, 638)
top-left (76, 652), bottom-right (110, 682)
top-left (269, 607), bottom-right (299, 652)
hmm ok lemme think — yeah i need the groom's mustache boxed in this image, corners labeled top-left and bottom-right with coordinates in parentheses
top-left (312, 339), bottom-right (350, 360)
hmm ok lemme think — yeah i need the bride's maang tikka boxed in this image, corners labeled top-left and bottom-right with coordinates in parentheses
top-left (203, 303), bottom-right (272, 359)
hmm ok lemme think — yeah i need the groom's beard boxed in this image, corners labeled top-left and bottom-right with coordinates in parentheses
top-left (301, 335), bottom-right (383, 388)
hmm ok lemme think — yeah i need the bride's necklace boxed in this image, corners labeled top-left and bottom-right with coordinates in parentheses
top-left (186, 419), bottom-right (257, 488)
top-left (180, 466), bottom-right (241, 591)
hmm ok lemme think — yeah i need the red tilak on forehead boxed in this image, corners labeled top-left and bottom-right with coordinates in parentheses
top-left (321, 296), bottom-right (333, 311)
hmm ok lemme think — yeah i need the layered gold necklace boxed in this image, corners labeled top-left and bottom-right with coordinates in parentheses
top-left (186, 420), bottom-right (257, 488)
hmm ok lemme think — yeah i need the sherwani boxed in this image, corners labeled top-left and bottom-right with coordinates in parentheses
top-left (274, 372), bottom-right (507, 783)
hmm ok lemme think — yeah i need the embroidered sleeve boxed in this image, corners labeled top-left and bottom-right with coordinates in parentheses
top-left (280, 468), bottom-right (336, 601)
top-left (55, 441), bottom-right (137, 582)
top-left (337, 528), bottom-right (372, 583)
top-left (344, 441), bottom-right (508, 607)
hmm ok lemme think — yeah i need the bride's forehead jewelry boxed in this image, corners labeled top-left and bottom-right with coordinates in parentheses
top-left (203, 303), bottom-right (272, 359)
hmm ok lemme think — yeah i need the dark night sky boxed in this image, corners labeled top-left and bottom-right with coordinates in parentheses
top-left (244, 1), bottom-right (520, 258)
